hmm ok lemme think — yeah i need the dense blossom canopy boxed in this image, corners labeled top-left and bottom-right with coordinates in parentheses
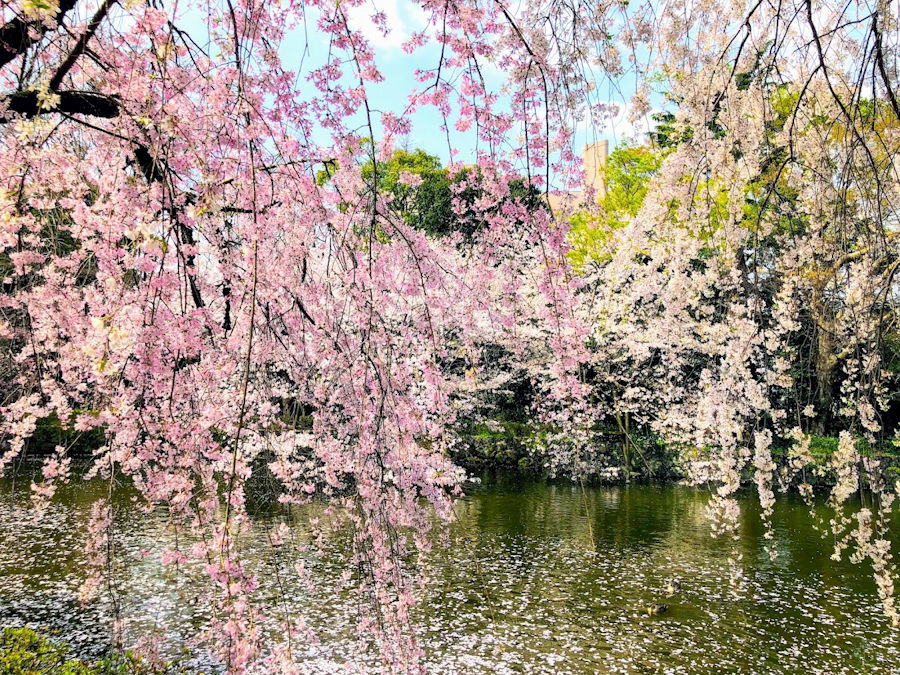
top-left (0, 0), bottom-right (898, 670)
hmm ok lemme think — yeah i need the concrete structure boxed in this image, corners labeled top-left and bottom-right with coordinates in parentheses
top-left (547, 140), bottom-right (609, 212)
top-left (582, 140), bottom-right (609, 201)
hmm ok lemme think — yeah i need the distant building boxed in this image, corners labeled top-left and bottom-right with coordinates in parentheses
top-left (547, 140), bottom-right (608, 212)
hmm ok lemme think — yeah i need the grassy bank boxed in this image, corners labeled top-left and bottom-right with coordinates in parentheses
top-left (0, 627), bottom-right (187, 675)
top-left (450, 420), bottom-right (900, 486)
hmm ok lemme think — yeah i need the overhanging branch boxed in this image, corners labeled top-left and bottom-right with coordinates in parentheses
top-left (0, 89), bottom-right (119, 122)
top-left (0, 0), bottom-right (79, 69)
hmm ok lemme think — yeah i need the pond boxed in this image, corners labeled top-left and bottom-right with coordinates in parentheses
top-left (0, 468), bottom-right (897, 673)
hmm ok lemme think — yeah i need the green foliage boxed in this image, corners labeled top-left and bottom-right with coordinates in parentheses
top-left (361, 148), bottom-right (544, 239)
top-left (807, 435), bottom-right (838, 460)
top-left (314, 159), bottom-right (338, 186)
top-left (778, 435), bottom-right (899, 463)
top-left (883, 334), bottom-right (900, 375)
top-left (649, 111), bottom-right (691, 148)
top-left (363, 149), bottom-right (457, 236)
top-left (450, 418), bottom-right (540, 472)
top-left (24, 412), bottom-right (106, 457)
top-left (452, 418), bottom-right (681, 480)
top-left (0, 627), bottom-right (186, 674)
top-left (568, 143), bottom-right (663, 269)
top-left (1, 626), bottom-right (91, 675)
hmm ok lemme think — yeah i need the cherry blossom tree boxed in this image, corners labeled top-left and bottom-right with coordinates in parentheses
top-left (561, 0), bottom-right (900, 622)
top-left (0, 0), bottom-right (898, 670)
top-left (0, 0), bottom-right (580, 668)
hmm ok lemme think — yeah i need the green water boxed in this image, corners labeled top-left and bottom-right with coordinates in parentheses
top-left (0, 470), bottom-right (897, 673)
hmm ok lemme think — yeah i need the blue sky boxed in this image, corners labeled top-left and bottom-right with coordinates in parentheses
top-left (174, 0), bottom-right (656, 170)
top-left (274, 0), bottom-right (656, 166)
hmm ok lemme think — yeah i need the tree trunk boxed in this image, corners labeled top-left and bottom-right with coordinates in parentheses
top-left (811, 283), bottom-right (838, 436)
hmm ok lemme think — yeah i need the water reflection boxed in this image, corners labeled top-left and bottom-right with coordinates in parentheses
top-left (0, 469), bottom-right (897, 673)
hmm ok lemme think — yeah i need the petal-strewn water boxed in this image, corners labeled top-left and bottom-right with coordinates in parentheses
top-left (0, 471), bottom-right (897, 672)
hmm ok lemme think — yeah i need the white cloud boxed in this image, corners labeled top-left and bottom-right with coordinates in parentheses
top-left (575, 98), bottom-right (661, 150)
top-left (346, 0), bottom-right (428, 50)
